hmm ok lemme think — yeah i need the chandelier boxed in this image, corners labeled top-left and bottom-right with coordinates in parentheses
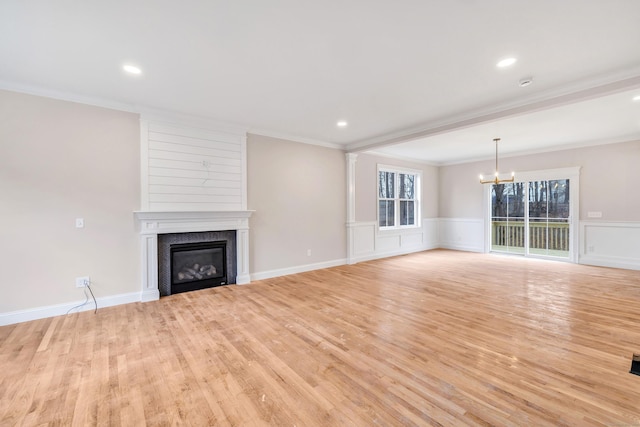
top-left (479, 138), bottom-right (515, 184)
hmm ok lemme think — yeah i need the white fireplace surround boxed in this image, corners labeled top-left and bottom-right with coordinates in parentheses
top-left (134, 210), bottom-right (253, 301)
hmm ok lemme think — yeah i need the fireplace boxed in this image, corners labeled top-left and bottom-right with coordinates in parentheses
top-left (170, 241), bottom-right (227, 294)
top-left (157, 230), bottom-right (237, 297)
top-left (135, 210), bottom-right (253, 301)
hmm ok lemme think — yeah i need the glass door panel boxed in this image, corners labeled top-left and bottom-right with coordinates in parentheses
top-left (547, 179), bottom-right (570, 257)
top-left (527, 180), bottom-right (570, 258)
top-left (491, 183), bottom-right (525, 254)
top-left (528, 181), bottom-right (549, 256)
top-left (492, 179), bottom-right (570, 259)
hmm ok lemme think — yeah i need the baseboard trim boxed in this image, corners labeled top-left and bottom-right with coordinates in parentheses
top-left (579, 254), bottom-right (640, 271)
top-left (0, 291), bottom-right (141, 326)
top-left (141, 289), bottom-right (160, 302)
top-left (250, 258), bottom-right (347, 282)
top-left (351, 244), bottom-right (437, 264)
top-left (439, 242), bottom-right (484, 253)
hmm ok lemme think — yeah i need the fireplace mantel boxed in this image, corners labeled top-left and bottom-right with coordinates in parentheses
top-left (135, 210), bottom-right (254, 234)
top-left (134, 210), bottom-right (254, 301)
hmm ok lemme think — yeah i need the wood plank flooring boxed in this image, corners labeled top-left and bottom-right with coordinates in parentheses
top-left (2, 249), bottom-right (640, 426)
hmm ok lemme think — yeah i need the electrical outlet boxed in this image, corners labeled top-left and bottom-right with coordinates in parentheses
top-left (75, 276), bottom-right (90, 288)
top-left (307, 249), bottom-right (312, 256)
top-left (75, 218), bottom-right (84, 228)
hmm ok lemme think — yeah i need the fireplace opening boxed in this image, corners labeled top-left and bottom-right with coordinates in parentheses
top-left (170, 241), bottom-right (227, 294)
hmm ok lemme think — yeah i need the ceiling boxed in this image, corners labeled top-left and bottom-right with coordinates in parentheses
top-left (1, 0), bottom-right (640, 164)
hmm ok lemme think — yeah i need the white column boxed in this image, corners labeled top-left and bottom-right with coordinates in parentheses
top-left (236, 228), bottom-right (251, 284)
top-left (140, 234), bottom-right (160, 301)
top-left (346, 153), bottom-right (358, 264)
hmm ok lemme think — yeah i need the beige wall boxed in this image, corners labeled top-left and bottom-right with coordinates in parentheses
top-left (0, 90), bottom-right (140, 313)
top-left (3, 88), bottom-right (638, 316)
top-left (355, 152), bottom-right (439, 222)
top-left (247, 134), bottom-right (346, 273)
top-left (439, 139), bottom-right (640, 221)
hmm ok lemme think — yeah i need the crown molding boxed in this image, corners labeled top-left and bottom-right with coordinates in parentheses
top-left (346, 70), bottom-right (640, 153)
top-left (247, 128), bottom-right (345, 150)
top-left (364, 150), bottom-right (440, 167)
top-left (0, 79), bottom-right (139, 113)
top-left (0, 80), bottom-right (252, 136)
top-left (139, 108), bottom-right (248, 135)
top-left (438, 135), bottom-right (640, 166)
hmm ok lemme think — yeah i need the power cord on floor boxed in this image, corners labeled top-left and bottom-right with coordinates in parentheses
top-left (67, 283), bottom-right (98, 315)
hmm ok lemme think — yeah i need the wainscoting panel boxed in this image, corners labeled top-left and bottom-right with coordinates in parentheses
top-left (579, 221), bottom-right (640, 270)
top-left (438, 218), bottom-right (485, 253)
top-left (348, 218), bottom-right (439, 264)
top-left (353, 222), bottom-right (376, 258)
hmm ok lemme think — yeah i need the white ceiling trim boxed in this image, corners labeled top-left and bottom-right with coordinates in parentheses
top-left (364, 150), bottom-right (440, 167)
top-left (438, 135), bottom-right (640, 167)
top-left (0, 79), bottom-right (138, 114)
top-left (347, 71), bottom-right (640, 153)
top-left (0, 79), bottom-right (252, 137)
top-left (247, 128), bottom-right (344, 150)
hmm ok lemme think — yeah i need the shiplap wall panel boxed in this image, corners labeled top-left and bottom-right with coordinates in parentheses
top-left (149, 176), bottom-right (242, 188)
top-left (149, 202), bottom-right (242, 211)
top-left (149, 158), bottom-right (241, 170)
top-left (148, 168), bottom-right (241, 181)
top-left (149, 186), bottom-right (241, 196)
top-left (149, 194), bottom-right (241, 203)
top-left (141, 119), bottom-right (247, 211)
top-left (149, 141), bottom-right (240, 160)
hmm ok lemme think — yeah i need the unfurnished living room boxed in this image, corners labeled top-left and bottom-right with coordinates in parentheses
top-left (1, 1), bottom-right (640, 426)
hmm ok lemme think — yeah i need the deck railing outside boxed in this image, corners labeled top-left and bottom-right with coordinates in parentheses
top-left (492, 220), bottom-right (570, 252)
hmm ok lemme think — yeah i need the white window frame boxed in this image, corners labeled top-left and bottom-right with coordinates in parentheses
top-left (377, 164), bottom-right (422, 230)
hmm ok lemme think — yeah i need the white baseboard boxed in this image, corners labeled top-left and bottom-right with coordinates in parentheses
top-left (350, 244), bottom-right (437, 264)
top-left (0, 291), bottom-right (141, 326)
top-left (438, 242), bottom-right (484, 253)
top-left (579, 254), bottom-right (640, 271)
top-left (141, 289), bottom-right (160, 302)
top-left (250, 258), bottom-right (347, 281)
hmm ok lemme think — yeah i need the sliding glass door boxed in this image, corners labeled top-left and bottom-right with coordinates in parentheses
top-left (528, 180), bottom-right (570, 258)
top-left (491, 183), bottom-right (525, 254)
top-left (490, 179), bottom-right (571, 259)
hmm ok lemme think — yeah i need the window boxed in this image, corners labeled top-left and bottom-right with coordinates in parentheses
top-left (378, 166), bottom-right (420, 228)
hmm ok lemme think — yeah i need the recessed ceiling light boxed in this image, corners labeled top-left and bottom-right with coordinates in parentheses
top-left (496, 57), bottom-right (517, 68)
top-left (123, 64), bottom-right (142, 75)
top-left (633, 95), bottom-right (640, 102)
top-left (337, 120), bottom-right (348, 128)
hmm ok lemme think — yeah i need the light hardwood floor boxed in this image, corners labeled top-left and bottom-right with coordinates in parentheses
top-left (2, 249), bottom-right (640, 426)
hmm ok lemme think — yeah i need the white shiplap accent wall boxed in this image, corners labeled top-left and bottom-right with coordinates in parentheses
top-left (140, 119), bottom-right (247, 211)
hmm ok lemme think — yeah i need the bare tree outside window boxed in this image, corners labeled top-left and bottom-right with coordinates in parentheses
top-left (378, 169), bottom-right (419, 228)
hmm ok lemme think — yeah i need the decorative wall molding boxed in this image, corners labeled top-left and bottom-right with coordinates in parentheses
top-left (347, 218), bottom-right (439, 264)
top-left (438, 218), bottom-right (485, 253)
top-left (579, 221), bottom-right (640, 270)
